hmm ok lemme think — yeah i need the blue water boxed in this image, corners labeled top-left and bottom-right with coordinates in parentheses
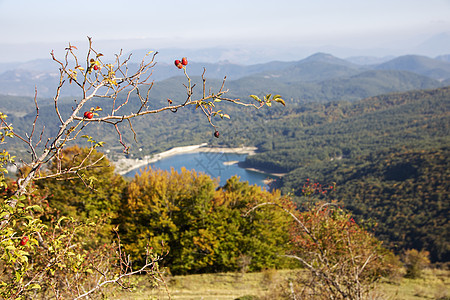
top-left (124, 152), bottom-right (273, 188)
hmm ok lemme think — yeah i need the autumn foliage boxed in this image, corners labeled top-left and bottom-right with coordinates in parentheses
top-left (247, 180), bottom-right (398, 299)
top-left (0, 38), bottom-right (408, 299)
top-left (1, 142), bottom-right (402, 299)
top-left (118, 167), bottom-right (293, 274)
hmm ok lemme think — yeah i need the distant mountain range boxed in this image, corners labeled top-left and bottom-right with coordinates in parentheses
top-left (375, 55), bottom-right (450, 80)
top-left (0, 52), bottom-right (449, 103)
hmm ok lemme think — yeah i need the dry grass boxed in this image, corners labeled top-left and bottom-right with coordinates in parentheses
top-left (109, 268), bottom-right (449, 300)
top-left (375, 268), bottom-right (450, 300)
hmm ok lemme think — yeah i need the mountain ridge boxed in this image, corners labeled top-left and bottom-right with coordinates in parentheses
top-left (0, 53), bottom-right (448, 102)
top-left (375, 54), bottom-right (450, 80)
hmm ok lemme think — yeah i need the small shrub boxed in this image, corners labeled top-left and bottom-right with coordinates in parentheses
top-left (262, 268), bottom-right (278, 285)
top-left (403, 249), bottom-right (430, 279)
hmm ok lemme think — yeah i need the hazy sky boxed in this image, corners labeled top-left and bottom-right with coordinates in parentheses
top-left (0, 0), bottom-right (449, 63)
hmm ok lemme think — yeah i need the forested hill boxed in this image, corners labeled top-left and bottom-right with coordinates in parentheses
top-left (244, 86), bottom-right (450, 173)
top-left (242, 86), bottom-right (449, 262)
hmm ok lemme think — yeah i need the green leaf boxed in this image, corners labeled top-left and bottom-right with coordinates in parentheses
top-left (19, 254), bottom-right (28, 264)
top-left (57, 216), bottom-right (68, 225)
top-left (5, 245), bottom-right (15, 251)
top-left (26, 205), bottom-right (44, 212)
top-left (29, 283), bottom-right (41, 290)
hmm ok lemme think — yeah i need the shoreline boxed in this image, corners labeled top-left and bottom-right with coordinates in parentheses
top-left (241, 166), bottom-right (287, 178)
top-left (113, 144), bottom-right (259, 176)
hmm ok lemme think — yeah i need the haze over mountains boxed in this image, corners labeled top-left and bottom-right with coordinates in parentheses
top-left (2, 31), bottom-right (450, 64)
top-left (0, 51), bottom-right (450, 102)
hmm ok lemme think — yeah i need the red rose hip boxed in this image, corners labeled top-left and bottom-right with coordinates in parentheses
top-left (181, 57), bottom-right (188, 66)
top-left (20, 236), bottom-right (29, 246)
top-left (214, 130), bottom-right (220, 138)
top-left (174, 59), bottom-right (184, 69)
top-left (84, 111), bottom-right (93, 119)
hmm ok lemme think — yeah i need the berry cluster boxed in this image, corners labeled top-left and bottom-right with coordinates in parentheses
top-left (174, 57), bottom-right (188, 69)
top-left (83, 111), bottom-right (93, 119)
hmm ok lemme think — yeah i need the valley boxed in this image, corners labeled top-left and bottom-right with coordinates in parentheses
top-left (1, 51), bottom-right (449, 264)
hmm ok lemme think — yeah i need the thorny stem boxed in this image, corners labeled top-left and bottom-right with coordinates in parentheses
top-left (1, 37), bottom-right (279, 229)
top-left (0, 36), bottom-right (286, 300)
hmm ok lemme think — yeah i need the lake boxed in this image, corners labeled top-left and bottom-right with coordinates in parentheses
top-left (123, 151), bottom-right (274, 189)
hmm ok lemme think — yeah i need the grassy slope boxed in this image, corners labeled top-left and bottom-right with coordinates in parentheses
top-left (110, 269), bottom-right (449, 300)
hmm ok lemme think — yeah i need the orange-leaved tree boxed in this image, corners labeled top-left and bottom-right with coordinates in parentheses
top-left (246, 180), bottom-right (399, 300)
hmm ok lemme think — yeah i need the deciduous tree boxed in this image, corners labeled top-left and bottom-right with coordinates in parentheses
top-left (119, 171), bottom-right (293, 274)
top-left (246, 180), bottom-right (399, 300)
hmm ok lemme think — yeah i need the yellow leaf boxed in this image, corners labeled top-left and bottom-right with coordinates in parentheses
top-left (274, 98), bottom-right (286, 106)
top-left (250, 95), bottom-right (261, 102)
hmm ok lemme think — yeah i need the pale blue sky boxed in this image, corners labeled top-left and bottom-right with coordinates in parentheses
top-left (0, 0), bottom-right (449, 62)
